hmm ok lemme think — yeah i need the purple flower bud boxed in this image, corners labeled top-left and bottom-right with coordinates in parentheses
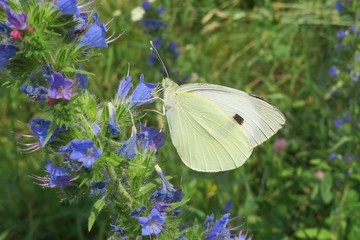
top-left (90, 181), bottom-right (107, 195)
top-left (5, 8), bottom-right (27, 30)
top-left (151, 165), bottom-right (183, 204)
top-left (204, 213), bottom-right (215, 229)
top-left (107, 102), bottom-right (120, 135)
top-left (130, 206), bottom-right (147, 218)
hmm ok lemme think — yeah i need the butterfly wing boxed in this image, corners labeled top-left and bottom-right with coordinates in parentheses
top-left (165, 90), bottom-right (252, 172)
top-left (178, 83), bottom-right (286, 149)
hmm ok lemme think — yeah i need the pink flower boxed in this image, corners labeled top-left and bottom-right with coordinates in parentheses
top-left (273, 138), bottom-right (287, 152)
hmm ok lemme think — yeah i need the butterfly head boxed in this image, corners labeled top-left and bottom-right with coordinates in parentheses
top-left (162, 78), bottom-right (178, 90)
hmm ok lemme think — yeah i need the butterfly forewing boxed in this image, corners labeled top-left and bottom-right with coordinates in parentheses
top-left (165, 90), bottom-right (252, 172)
top-left (178, 83), bottom-right (286, 149)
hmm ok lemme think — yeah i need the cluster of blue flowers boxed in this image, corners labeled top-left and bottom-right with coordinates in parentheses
top-left (1, 1), bottom-right (252, 239)
top-left (327, 1), bottom-right (359, 163)
top-left (136, 0), bottom-right (188, 84)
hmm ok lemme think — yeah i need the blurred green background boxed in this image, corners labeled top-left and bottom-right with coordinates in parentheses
top-left (1, 0), bottom-right (359, 239)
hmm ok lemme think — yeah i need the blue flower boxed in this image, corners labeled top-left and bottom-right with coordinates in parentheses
top-left (224, 200), bottom-right (233, 213)
top-left (335, 1), bottom-right (344, 11)
top-left (0, 22), bottom-right (10, 33)
top-left (204, 213), bottom-right (215, 229)
top-left (138, 208), bottom-right (166, 236)
top-left (157, 6), bottom-right (165, 15)
top-left (148, 55), bottom-right (158, 66)
top-left (55, 0), bottom-right (80, 15)
top-left (93, 124), bottom-right (101, 135)
top-left (205, 213), bottom-right (231, 240)
top-left (119, 126), bottom-right (137, 159)
top-left (48, 72), bottom-right (75, 101)
top-left (329, 66), bottom-right (340, 77)
top-left (75, 71), bottom-right (88, 89)
top-left (59, 139), bottom-right (102, 169)
top-left (151, 165), bottom-right (183, 204)
top-left (116, 76), bottom-right (133, 100)
top-left (5, 8), bottom-right (27, 30)
top-left (140, 19), bottom-right (166, 31)
top-left (137, 124), bottom-right (165, 152)
top-left (79, 13), bottom-right (108, 48)
top-left (168, 41), bottom-right (180, 59)
top-left (130, 206), bottom-right (147, 218)
top-left (152, 38), bottom-right (164, 49)
top-left (34, 159), bottom-right (74, 188)
top-left (107, 102), bottom-right (120, 135)
top-left (90, 181), bottom-right (107, 195)
top-left (336, 29), bottom-right (347, 40)
top-left (334, 118), bottom-right (344, 128)
top-left (152, 202), bottom-right (169, 214)
top-left (0, 44), bottom-right (18, 70)
top-left (0, 0), bottom-right (9, 9)
top-left (352, 72), bottom-right (359, 83)
top-left (141, 1), bottom-right (151, 11)
top-left (21, 85), bottom-right (48, 102)
top-left (30, 118), bottom-right (63, 147)
top-left (73, 13), bottom-right (89, 35)
top-left (130, 74), bottom-right (157, 107)
top-left (328, 153), bottom-right (337, 161)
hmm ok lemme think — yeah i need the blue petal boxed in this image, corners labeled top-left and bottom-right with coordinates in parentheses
top-left (75, 71), bottom-right (88, 89)
top-left (5, 9), bottom-right (27, 30)
top-left (56, 0), bottom-right (79, 15)
top-left (0, 44), bottom-right (18, 69)
top-left (79, 13), bottom-right (107, 48)
top-left (130, 74), bottom-right (157, 107)
top-left (119, 127), bottom-right (137, 159)
top-left (116, 76), bottom-right (133, 100)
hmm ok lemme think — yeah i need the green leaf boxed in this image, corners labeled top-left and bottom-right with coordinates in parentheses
top-left (88, 196), bottom-right (106, 232)
top-left (320, 174), bottom-right (333, 204)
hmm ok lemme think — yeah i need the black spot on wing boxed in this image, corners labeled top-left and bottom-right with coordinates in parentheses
top-left (233, 114), bottom-right (244, 125)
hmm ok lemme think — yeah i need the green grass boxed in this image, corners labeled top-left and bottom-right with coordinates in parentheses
top-left (1, 0), bottom-right (359, 239)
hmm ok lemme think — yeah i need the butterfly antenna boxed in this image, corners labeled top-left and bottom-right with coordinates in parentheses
top-left (150, 41), bottom-right (169, 78)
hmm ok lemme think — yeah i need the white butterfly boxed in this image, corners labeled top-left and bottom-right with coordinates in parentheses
top-left (162, 78), bottom-right (285, 172)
